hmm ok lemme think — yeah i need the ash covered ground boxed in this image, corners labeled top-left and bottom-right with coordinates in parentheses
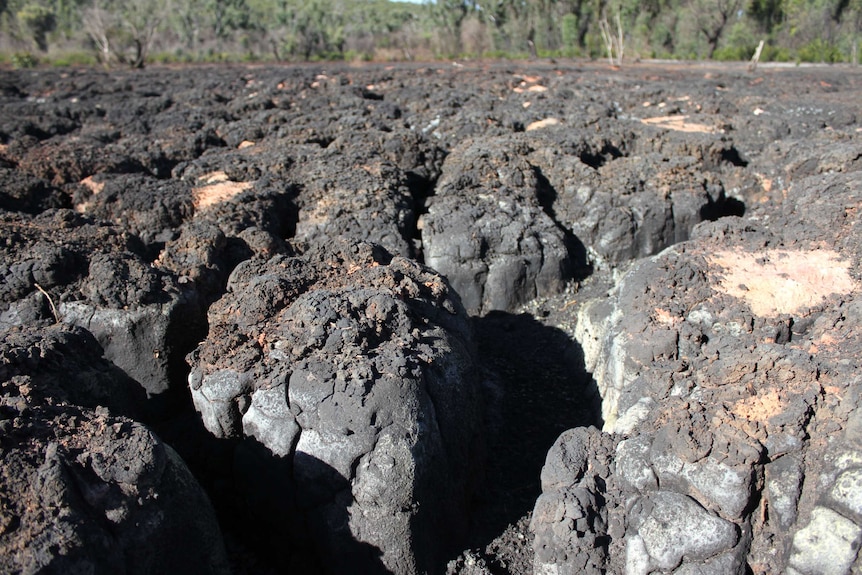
top-left (1, 60), bottom-right (861, 575)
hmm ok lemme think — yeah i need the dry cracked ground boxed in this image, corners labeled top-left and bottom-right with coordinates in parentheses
top-left (1, 60), bottom-right (861, 575)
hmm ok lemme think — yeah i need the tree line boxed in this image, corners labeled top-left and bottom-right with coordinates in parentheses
top-left (1, 0), bottom-right (860, 67)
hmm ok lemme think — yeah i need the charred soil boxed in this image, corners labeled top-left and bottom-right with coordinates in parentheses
top-left (1, 60), bottom-right (861, 575)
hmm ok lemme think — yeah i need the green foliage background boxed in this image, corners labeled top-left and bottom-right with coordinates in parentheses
top-left (0, 0), bottom-right (859, 67)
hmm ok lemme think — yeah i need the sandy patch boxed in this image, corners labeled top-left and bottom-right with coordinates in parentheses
top-left (708, 249), bottom-right (859, 317)
top-left (732, 389), bottom-right (785, 422)
top-left (526, 118), bottom-right (561, 131)
top-left (641, 115), bottom-right (717, 134)
top-left (74, 176), bottom-right (107, 213)
top-left (193, 171), bottom-right (253, 209)
top-left (514, 75), bottom-right (542, 84)
top-left (198, 171), bottom-right (231, 185)
top-left (79, 176), bottom-right (105, 195)
top-left (299, 195), bottom-right (341, 227)
top-left (513, 75), bottom-right (548, 94)
top-left (653, 307), bottom-right (681, 326)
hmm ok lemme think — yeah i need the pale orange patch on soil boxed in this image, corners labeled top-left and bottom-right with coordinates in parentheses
top-left (819, 333), bottom-right (838, 346)
top-left (299, 195), bottom-right (343, 228)
top-left (199, 171), bottom-right (230, 184)
top-left (640, 115), bottom-right (717, 134)
top-left (757, 174), bottom-right (773, 193)
top-left (512, 75), bottom-right (547, 94)
top-left (193, 171), bottom-right (253, 210)
top-left (79, 176), bottom-right (105, 195)
top-left (731, 389), bottom-right (785, 422)
top-left (526, 118), bottom-right (561, 131)
top-left (514, 74), bottom-right (542, 84)
top-left (75, 176), bottom-right (106, 213)
top-left (653, 308), bottom-right (679, 326)
top-left (360, 163), bottom-right (383, 178)
top-left (807, 331), bottom-right (842, 354)
top-left (708, 249), bottom-right (859, 317)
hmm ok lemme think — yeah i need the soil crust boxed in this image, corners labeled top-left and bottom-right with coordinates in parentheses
top-left (1, 60), bottom-right (861, 575)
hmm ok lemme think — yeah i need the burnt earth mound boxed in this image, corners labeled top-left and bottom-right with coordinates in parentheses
top-left (1, 61), bottom-right (861, 575)
top-left (0, 324), bottom-right (229, 574)
top-left (187, 238), bottom-right (483, 574)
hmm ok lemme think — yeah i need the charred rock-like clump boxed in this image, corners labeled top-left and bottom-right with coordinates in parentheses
top-left (534, 135), bottom-right (862, 574)
top-left (72, 173), bottom-right (196, 255)
top-left (188, 238), bottom-right (483, 574)
top-left (1, 324), bottom-right (146, 417)
top-left (0, 209), bottom-right (205, 400)
top-left (531, 124), bottom-right (747, 268)
top-left (291, 151), bottom-right (417, 257)
top-left (1, 62), bottom-right (861, 575)
top-left (422, 135), bottom-right (572, 314)
top-left (189, 240), bottom-right (482, 573)
top-left (0, 325), bottom-right (229, 575)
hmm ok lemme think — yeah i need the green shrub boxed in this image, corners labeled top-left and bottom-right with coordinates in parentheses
top-left (537, 48), bottom-right (564, 59)
top-left (16, 4), bottom-right (56, 52)
top-left (311, 50), bottom-right (345, 62)
top-left (561, 13), bottom-right (578, 55)
top-left (11, 51), bottom-right (38, 68)
top-left (762, 44), bottom-right (791, 62)
top-left (713, 45), bottom-right (755, 61)
top-left (149, 52), bottom-right (192, 65)
top-left (344, 50), bottom-right (372, 62)
top-left (50, 52), bottom-right (98, 67)
top-left (797, 39), bottom-right (843, 63)
top-left (481, 49), bottom-right (531, 60)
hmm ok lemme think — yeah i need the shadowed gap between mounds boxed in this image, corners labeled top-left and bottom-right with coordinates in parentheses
top-left (406, 171), bottom-right (436, 265)
top-left (155, 413), bottom-right (393, 575)
top-left (578, 142), bottom-right (625, 170)
top-left (467, 311), bottom-right (602, 551)
top-left (405, 156), bottom-right (447, 265)
top-left (720, 146), bottom-right (749, 168)
top-left (533, 166), bottom-right (592, 282)
top-left (703, 145), bottom-right (748, 220)
top-left (700, 192), bottom-right (746, 221)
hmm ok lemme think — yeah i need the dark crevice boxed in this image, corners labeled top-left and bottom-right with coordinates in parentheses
top-left (578, 142), bottom-right (624, 170)
top-left (534, 166), bottom-right (593, 281)
top-left (700, 189), bottom-right (747, 221)
top-left (145, 157), bottom-right (182, 180)
top-left (466, 311), bottom-right (602, 554)
top-left (405, 170), bottom-right (439, 265)
top-left (359, 88), bottom-right (385, 101)
top-left (304, 136), bottom-right (335, 147)
top-left (721, 146), bottom-right (749, 167)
